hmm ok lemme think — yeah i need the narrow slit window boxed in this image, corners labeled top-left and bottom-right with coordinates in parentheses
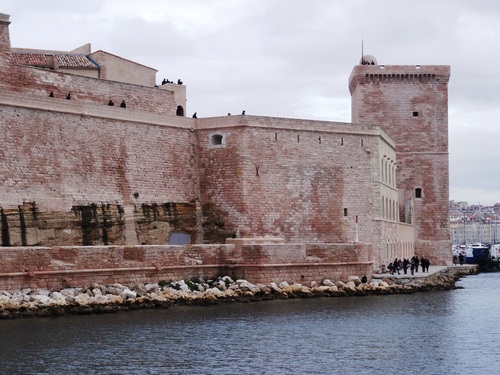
top-left (415, 188), bottom-right (422, 198)
top-left (344, 208), bottom-right (348, 216)
top-left (341, 137), bottom-right (344, 145)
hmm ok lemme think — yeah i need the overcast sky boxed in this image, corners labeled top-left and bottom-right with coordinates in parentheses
top-left (3, 0), bottom-right (500, 206)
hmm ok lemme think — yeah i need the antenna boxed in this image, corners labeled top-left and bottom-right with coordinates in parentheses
top-left (361, 37), bottom-right (364, 64)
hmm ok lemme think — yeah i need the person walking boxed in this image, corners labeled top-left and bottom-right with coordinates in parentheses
top-left (459, 253), bottom-right (464, 266)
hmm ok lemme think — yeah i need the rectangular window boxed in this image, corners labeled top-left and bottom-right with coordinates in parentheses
top-left (413, 111), bottom-right (419, 117)
top-left (415, 188), bottom-right (422, 198)
top-left (344, 208), bottom-right (348, 216)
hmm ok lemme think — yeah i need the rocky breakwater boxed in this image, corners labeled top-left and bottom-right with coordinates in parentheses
top-left (0, 269), bottom-right (463, 319)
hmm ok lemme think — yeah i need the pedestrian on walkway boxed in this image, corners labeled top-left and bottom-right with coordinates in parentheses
top-left (459, 253), bottom-right (464, 265)
top-left (403, 258), bottom-right (409, 274)
top-left (413, 255), bottom-right (420, 273)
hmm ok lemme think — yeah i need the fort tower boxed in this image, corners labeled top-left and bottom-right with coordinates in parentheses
top-left (348, 56), bottom-right (451, 265)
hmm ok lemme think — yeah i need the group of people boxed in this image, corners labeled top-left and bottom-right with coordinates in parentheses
top-left (452, 253), bottom-right (466, 266)
top-left (50, 91), bottom-right (127, 108)
top-left (387, 255), bottom-right (431, 275)
top-left (161, 78), bottom-right (183, 85)
top-left (108, 99), bottom-right (127, 108)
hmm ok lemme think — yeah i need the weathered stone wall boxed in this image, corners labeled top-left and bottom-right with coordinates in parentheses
top-left (0, 63), bottom-right (178, 116)
top-left (196, 116), bottom-right (386, 245)
top-left (0, 242), bottom-right (372, 292)
top-left (0, 90), bottom-right (199, 246)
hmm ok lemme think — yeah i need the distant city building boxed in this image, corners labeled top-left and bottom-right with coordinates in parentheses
top-left (449, 200), bottom-right (500, 244)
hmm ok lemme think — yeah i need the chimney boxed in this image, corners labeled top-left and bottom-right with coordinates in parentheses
top-left (0, 13), bottom-right (11, 52)
top-left (0, 13), bottom-right (11, 69)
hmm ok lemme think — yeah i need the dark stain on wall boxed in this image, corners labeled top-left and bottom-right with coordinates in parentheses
top-left (1, 208), bottom-right (10, 246)
top-left (136, 202), bottom-right (197, 245)
top-left (72, 203), bottom-right (126, 246)
top-left (201, 202), bottom-right (236, 244)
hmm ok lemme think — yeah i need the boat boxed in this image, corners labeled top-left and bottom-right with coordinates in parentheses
top-left (465, 242), bottom-right (500, 271)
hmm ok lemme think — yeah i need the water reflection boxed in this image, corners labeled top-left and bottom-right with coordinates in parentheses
top-left (1, 274), bottom-right (499, 375)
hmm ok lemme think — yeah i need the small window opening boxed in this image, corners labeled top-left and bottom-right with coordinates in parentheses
top-left (413, 111), bottom-right (419, 117)
top-left (275, 133), bottom-right (278, 141)
top-left (415, 188), bottom-right (422, 198)
top-left (361, 139), bottom-right (364, 147)
top-left (344, 208), bottom-right (348, 216)
top-left (168, 232), bottom-right (191, 245)
top-left (341, 137), bottom-right (344, 146)
top-left (211, 134), bottom-right (223, 145)
top-left (318, 136), bottom-right (322, 144)
top-left (297, 135), bottom-right (300, 143)
top-left (176, 105), bottom-right (184, 116)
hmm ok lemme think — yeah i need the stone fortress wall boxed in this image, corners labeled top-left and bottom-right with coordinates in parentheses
top-left (0, 13), bottom-right (451, 291)
top-left (349, 63), bottom-right (451, 265)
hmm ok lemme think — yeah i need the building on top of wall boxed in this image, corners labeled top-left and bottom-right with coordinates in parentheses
top-left (0, 12), bottom-right (451, 271)
top-left (11, 42), bottom-right (158, 86)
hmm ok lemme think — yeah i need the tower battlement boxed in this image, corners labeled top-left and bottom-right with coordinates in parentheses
top-left (349, 64), bottom-right (450, 95)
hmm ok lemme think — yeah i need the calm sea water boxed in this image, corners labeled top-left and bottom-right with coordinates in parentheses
top-left (0, 273), bottom-right (499, 375)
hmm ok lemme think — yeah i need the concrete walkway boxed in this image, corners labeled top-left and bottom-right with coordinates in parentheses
top-left (372, 264), bottom-right (477, 280)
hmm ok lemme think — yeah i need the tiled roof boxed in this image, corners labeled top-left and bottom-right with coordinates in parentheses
top-left (11, 53), bottom-right (49, 67)
top-left (11, 53), bottom-right (98, 69)
top-left (55, 54), bottom-right (97, 68)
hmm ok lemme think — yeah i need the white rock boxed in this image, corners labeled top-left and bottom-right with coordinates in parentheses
top-left (291, 283), bottom-right (303, 292)
top-left (108, 295), bottom-right (124, 304)
top-left (346, 280), bottom-right (356, 289)
top-left (32, 289), bottom-right (50, 296)
top-left (105, 286), bottom-right (123, 295)
top-left (335, 281), bottom-right (346, 288)
top-left (0, 295), bottom-right (11, 305)
top-left (175, 280), bottom-right (190, 292)
top-left (120, 289), bottom-right (137, 300)
top-left (50, 292), bottom-right (67, 302)
top-left (144, 283), bottom-right (160, 293)
top-left (278, 281), bottom-right (290, 289)
top-left (322, 279), bottom-right (335, 286)
top-left (60, 289), bottom-right (77, 298)
top-left (238, 280), bottom-right (260, 293)
top-left (206, 287), bottom-right (224, 296)
top-left (31, 295), bottom-right (51, 305)
top-left (90, 294), bottom-right (110, 304)
top-left (74, 294), bottom-right (90, 305)
top-left (270, 282), bottom-right (282, 293)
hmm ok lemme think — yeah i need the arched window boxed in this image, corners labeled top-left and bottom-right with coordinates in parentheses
top-left (176, 105), bottom-right (184, 116)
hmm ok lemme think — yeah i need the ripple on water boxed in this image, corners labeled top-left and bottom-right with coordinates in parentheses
top-left (0, 273), bottom-right (499, 375)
